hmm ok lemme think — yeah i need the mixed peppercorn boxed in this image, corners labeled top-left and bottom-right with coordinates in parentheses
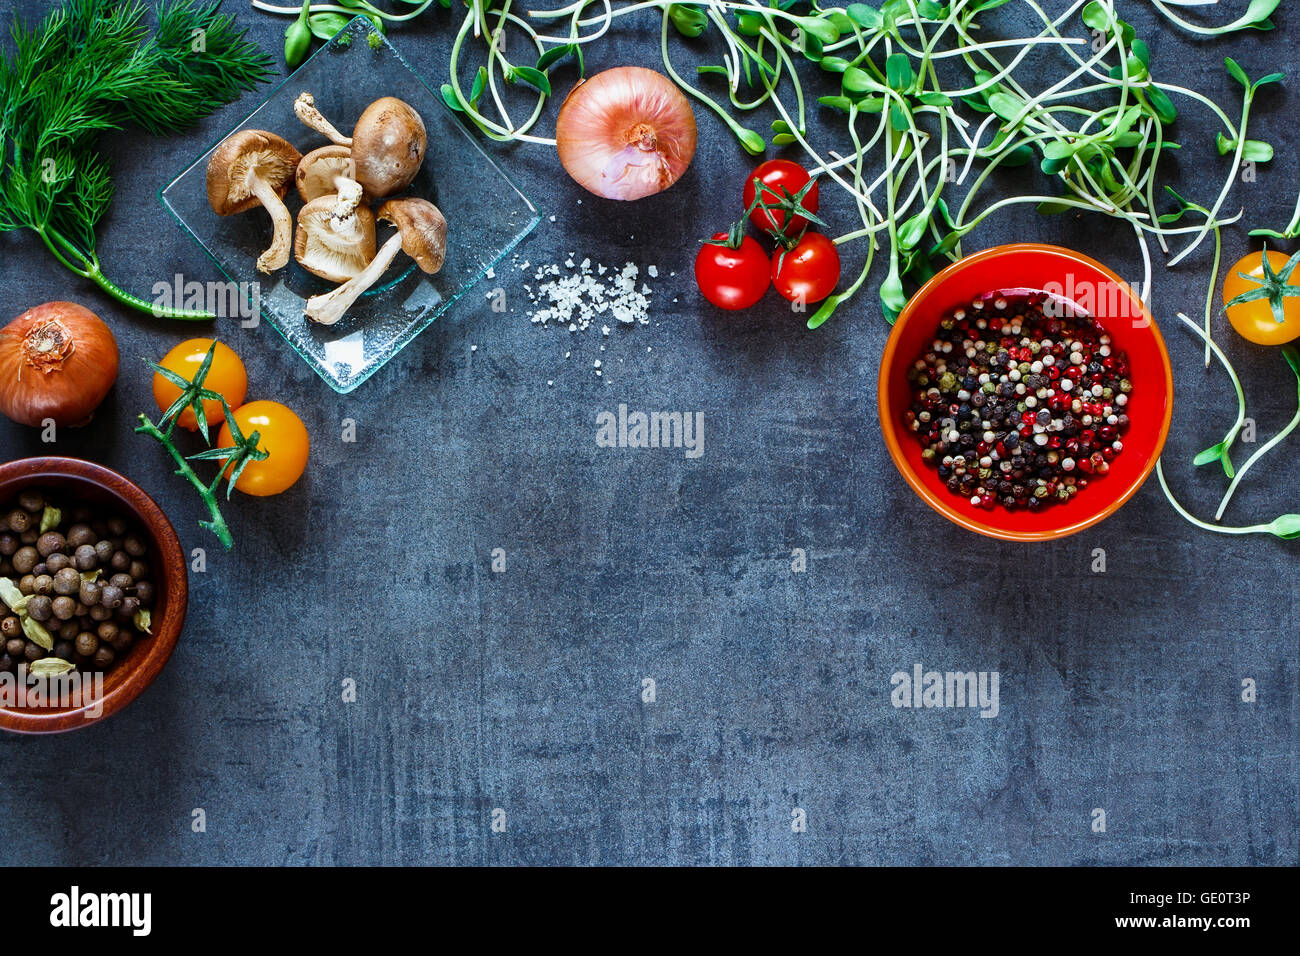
top-left (0, 488), bottom-right (156, 676)
top-left (904, 291), bottom-right (1133, 512)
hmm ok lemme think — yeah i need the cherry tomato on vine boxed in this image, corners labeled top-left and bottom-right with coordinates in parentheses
top-left (743, 159), bottom-right (820, 235)
top-left (1223, 249), bottom-right (1300, 346)
top-left (772, 232), bottom-right (840, 305)
top-left (152, 338), bottom-right (247, 431)
top-left (695, 232), bottom-right (771, 310)
top-left (216, 400), bottom-right (309, 497)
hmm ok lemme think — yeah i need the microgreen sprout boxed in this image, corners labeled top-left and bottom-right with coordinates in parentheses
top-left (1175, 312), bottom-right (1246, 478)
top-left (1159, 314), bottom-right (1300, 541)
top-left (1147, 0), bottom-right (1283, 37)
top-left (1157, 462), bottom-right (1300, 540)
top-left (1215, 346), bottom-right (1300, 520)
top-left (134, 343), bottom-right (268, 550)
top-left (1159, 187), bottom-right (1222, 366)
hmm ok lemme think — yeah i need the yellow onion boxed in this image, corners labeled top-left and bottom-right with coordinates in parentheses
top-left (555, 66), bottom-right (697, 201)
top-left (0, 302), bottom-right (119, 427)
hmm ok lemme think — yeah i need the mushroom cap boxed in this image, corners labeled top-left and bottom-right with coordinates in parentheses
top-left (377, 198), bottom-right (447, 275)
top-left (206, 130), bottom-right (301, 215)
top-left (351, 97), bottom-right (427, 197)
top-left (294, 195), bottom-right (378, 284)
top-left (296, 145), bottom-right (358, 203)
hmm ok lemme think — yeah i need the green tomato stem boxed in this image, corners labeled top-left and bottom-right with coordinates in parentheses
top-left (135, 414), bottom-right (235, 550)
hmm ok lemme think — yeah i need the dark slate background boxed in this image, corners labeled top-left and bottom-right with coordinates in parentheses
top-left (1, 0), bottom-right (1296, 866)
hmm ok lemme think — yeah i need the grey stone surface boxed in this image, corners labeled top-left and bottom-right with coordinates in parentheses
top-left (0, 0), bottom-right (1295, 865)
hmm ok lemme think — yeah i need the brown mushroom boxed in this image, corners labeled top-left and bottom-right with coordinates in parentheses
top-left (304, 198), bottom-right (446, 326)
top-left (296, 145), bottom-right (362, 204)
top-left (206, 130), bottom-right (302, 274)
top-left (293, 92), bottom-right (427, 197)
top-left (294, 191), bottom-right (377, 284)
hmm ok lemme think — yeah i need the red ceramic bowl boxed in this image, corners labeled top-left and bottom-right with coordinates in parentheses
top-left (0, 458), bottom-right (187, 733)
top-left (878, 244), bottom-right (1174, 541)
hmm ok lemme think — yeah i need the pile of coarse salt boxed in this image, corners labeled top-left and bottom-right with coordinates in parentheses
top-left (515, 254), bottom-right (658, 332)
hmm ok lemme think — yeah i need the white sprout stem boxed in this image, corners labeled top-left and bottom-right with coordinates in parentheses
top-left (305, 233), bottom-right (403, 325)
top-left (1147, 0), bottom-right (1259, 36)
top-left (1155, 462), bottom-right (1273, 536)
top-left (1216, 369), bottom-right (1300, 520)
top-left (531, 0), bottom-right (613, 44)
top-left (1167, 91), bottom-right (1252, 267)
top-left (1134, 219), bottom-right (1153, 312)
top-left (1175, 310), bottom-right (1248, 460)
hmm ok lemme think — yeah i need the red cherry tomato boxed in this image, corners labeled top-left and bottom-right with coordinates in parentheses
top-left (743, 159), bottom-right (820, 235)
top-left (772, 232), bottom-right (840, 305)
top-left (695, 232), bottom-right (771, 310)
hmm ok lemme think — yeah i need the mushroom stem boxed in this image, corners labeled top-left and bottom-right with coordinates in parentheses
top-left (294, 92), bottom-right (353, 147)
top-left (249, 173), bottom-right (294, 273)
top-left (304, 233), bottom-right (403, 325)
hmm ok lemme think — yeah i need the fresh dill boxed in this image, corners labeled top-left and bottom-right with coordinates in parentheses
top-left (0, 0), bottom-right (273, 319)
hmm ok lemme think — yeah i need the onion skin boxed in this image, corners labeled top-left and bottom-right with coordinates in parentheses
top-left (556, 66), bottom-right (697, 201)
top-left (0, 302), bottom-right (119, 427)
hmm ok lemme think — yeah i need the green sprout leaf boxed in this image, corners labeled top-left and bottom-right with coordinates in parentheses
top-left (846, 4), bottom-right (883, 31)
top-left (885, 52), bottom-right (914, 93)
top-left (509, 66), bottom-right (551, 96)
top-left (537, 43), bottom-right (577, 72)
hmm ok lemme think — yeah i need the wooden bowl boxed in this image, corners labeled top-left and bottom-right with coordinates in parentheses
top-left (0, 457), bottom-right (187, 733)
top-left (878, 244), bottom-right (1174, 541)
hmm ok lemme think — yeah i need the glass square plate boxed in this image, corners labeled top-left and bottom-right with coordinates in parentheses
top-left (160, 17), bottom-right (540, 393)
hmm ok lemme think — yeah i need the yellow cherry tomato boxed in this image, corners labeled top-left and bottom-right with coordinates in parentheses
top-left (216, 400), bottom-right (309, 496)
top-left (153, 338), bottom-right (248, 431)
top-left (1223, 250), bottom-right (1300, 346)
